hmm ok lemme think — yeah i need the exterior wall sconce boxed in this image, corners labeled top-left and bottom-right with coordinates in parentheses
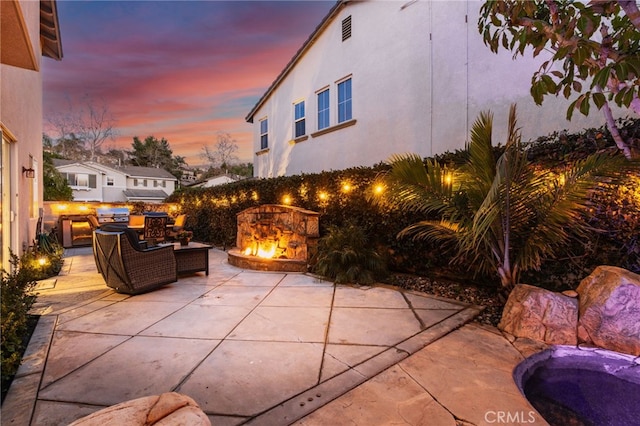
top-left (22, 166), bottom-right (35, 178)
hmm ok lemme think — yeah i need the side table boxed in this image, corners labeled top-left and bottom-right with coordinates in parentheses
top-left (165, 242), bottom-right (212, 276)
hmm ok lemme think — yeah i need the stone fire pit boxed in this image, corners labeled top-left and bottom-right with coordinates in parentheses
top-left (227, 204), bottom-right (319, 272)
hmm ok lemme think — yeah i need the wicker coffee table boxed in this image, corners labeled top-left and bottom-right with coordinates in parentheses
top-left (167, 242), bottom-right (212, 276)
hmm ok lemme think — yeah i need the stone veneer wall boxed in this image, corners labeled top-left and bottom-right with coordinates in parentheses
top-left (235, 204), bottom-right (319, 262)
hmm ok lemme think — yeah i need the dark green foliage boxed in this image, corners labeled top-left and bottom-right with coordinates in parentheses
top-left (524, 117), bottom-right (640, 165)
top-left (43, 151), bottom-right (73, 201)
top-left (312, 222), bottom-right (387, 284)
top-left (129, 135), bottom-right (186, 180)
top-left (376, 107), bottom-right (636, 294)
top-left (2, 234), bottom-right (64, 398)
top-left (1, 254), bottom-right (38, 392)
top-left (523, 173), bottom-right (640, 290)
top-left (20, 231), bottom-right (65, 281)
top-left (479, 1), bottom-right (640, 124)
top-left (21, 246), bottom-right (64, 281)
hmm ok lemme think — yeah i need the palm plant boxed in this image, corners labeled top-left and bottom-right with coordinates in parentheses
top-left (313, 222), bottom-right (387, 284)
top-left (374, 104), bottom-right (633, 296)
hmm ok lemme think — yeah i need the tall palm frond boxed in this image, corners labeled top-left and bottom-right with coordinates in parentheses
top-left (397, 219), bottom-right (461, 243)
top-left (377, 104), bottom-right (639, 293)
top-left (375, 153), bottom-right (458, 217)
top-left (514, 152), bottom-right (632, 273)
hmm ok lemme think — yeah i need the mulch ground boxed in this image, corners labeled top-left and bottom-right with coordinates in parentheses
top-left (387, 273), bottom-right (504, 327)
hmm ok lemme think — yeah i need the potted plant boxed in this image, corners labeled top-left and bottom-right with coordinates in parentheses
top-left (177, 230), bottom-right (193, 246)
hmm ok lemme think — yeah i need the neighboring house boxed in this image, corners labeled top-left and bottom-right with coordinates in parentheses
top-left (246, 0), bottom-right (621, 178)
top-left (1, 0), bottom-right (63, 270)
top-left (180, 169), bottom-right (200, 186)
top-left (188, 173), bottom-right (243, 188)
top-left (53, 160), bottom-right (178, 203)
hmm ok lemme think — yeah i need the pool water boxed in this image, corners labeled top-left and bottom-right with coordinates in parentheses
top-left (515, 347), bottom-right (640, 426)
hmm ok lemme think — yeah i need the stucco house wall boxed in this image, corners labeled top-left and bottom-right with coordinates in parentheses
top-left (247, 0), bottom-right (622, 178)
top-left (1, 0), bottom-right (62, 270)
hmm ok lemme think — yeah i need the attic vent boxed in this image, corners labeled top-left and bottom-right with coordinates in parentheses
top-left (342, 15), bottom-right (352, 41)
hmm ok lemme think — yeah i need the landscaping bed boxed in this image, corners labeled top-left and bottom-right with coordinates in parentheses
top-left (1, 314), bottom-right (39, 403)
top-left (389, 273), bottom-right (504, 327)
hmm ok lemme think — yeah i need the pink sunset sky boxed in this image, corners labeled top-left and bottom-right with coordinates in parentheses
top-left (43, 1), bottom-right (335, 166)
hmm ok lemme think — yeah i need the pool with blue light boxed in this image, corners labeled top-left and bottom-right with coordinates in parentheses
top-left (514, 346), bottom-right (640, 426)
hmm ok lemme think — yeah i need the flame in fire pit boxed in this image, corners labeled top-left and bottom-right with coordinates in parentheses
top-left (243, 242), bottom-right (278, 259)
top-left (257, 245), bottom-right (277, 259)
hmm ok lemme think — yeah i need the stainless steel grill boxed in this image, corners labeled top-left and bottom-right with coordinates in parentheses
top-left (96, 207), bottom-right (130, 224)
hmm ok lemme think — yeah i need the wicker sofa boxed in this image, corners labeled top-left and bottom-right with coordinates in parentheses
top-left (93, 229), bottom-right (177, 295)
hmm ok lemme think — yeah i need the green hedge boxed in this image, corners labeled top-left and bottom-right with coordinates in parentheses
top-left (168, 119), bottom-right (640, 289)
top-left (1, 255), bottom-right (38, 394)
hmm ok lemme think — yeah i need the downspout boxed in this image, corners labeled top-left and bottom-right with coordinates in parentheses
top-left (428, 0), bottom-right (434, 156)
top-left (465, 1), bottom-right (470, 148)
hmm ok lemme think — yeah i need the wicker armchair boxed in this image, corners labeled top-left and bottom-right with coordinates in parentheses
top-left (93, 229), bottom-right (177, 295)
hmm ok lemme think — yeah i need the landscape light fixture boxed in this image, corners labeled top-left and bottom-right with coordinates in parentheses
top-left (22, 166), bottom-right (35, 178)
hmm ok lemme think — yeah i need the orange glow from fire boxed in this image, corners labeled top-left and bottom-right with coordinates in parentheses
top-left (256, 245), bottom-right (277, 259)
top-left (243, 241), bottom-right (278, 259)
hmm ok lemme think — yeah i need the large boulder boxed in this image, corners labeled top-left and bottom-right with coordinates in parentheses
top-left (576, 266), bottom-right (640, 356)
top-left (498, 284), bottom-right (578, 345)
top-left (69, 392), bottom-right (210, 425)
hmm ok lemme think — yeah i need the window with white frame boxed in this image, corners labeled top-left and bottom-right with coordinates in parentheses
top-left (294, 101), bottom-right (306, 138)
top-left (260, 118), bottom-right (269, 150)
top-left (317, 89), bottom-right (330, 130)
top-left (63, 172), bottom-right (97, 189)
top-left (106, 176), bottom-right (114, 186)
top-left (75, 173), bottom-right (89, 187)
top-left (338, 78), bottom-right (352, 123)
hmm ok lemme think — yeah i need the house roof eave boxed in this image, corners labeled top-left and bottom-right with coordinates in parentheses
top-left (245, 0), bottom-right (347, 123)
top-left (54, 162), bottom-right (110, 174)
top-left (40, 0), bottom-right (63, 61)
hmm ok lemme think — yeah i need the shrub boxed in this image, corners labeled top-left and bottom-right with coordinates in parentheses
top-left (21, 232), bottom-right (64, 281)
top-left (1, 254), bottom-right (38, 393)
top-left (312, 222), bottom-right (387, 284)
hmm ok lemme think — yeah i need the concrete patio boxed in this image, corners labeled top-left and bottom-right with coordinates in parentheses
top-left (2, 247), bottom-right (547, 425)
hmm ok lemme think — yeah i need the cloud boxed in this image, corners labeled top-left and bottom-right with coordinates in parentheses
top-left (43, 1), bottom-right (334, 165)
